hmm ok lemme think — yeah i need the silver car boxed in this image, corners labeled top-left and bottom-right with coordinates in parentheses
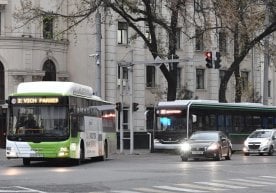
top-left (243, 129), bottom-right (276, 156)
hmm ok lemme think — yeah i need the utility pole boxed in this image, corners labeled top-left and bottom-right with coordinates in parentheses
top-left (263, 0), bottom-right (270, 105)
top-left (95, 10), bottom-right (101, 97)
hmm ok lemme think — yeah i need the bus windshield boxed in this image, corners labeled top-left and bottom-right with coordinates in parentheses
top-left (156, 116), bottom-right (187, 132)
top-left (8, 106), bottom-right (69, 141)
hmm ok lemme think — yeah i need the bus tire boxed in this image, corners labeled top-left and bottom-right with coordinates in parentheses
top-left (181, 156), bottom-right (188, 161)
top-left (100, 141), bottom-right (108, 161)
top-left (74, 145), bottom-right (85, 165)
top-left (23, 158), bottom-right (30, 166)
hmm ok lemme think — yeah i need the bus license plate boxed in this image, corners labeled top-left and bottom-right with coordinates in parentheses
top-left (192, 151), bottom-right (203, 155)
top-left (30, 153), bottom-right (43, 157)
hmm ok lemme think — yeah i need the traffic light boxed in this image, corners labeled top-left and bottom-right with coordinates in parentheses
top-left (205, 51), bottom-right (213, 68)
top-left (215, 52), bottom-right (221, 69)
top-left (132, 102), bottom-right (139, 112)
top-left (115, 102), bottom-right (122, 111)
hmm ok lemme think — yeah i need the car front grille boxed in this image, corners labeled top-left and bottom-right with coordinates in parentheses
top-left (248, 144), bottom-right (260, 150)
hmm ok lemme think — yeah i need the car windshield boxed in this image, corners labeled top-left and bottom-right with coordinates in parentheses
top-left (190, 132), bottom-right (219, 141)
top-left (249, 130), bottom-right (272, 138)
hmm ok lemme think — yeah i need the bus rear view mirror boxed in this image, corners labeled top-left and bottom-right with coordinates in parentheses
top-left (192, 115), bottom-right (197, 123)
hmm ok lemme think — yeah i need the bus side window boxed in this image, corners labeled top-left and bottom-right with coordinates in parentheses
top-left (71, 115), bottom-right (79, 137)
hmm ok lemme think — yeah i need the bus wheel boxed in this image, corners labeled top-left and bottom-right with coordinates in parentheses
top-left (100, 141), bottom-right (108, 161)
top-left (181, 156), bottom-right (188, 161)
top-left (23, 158), bottom-right (30, 166)
top-left (75, 146), bottom-right (85, 165)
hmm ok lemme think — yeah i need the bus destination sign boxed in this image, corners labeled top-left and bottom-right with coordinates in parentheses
top-left (11, 97), bottom-right (59, 104)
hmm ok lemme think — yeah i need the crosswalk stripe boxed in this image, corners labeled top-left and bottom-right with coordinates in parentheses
top-left (133, 187), bottom-right (172, 193)
top-left (194, 182), bottom-right (246, 189)
top-left (230, 179), bottom-right (275, 185)
top-left (175, 183), bottom-right (228, 191)
top-left (212, 179), bottom-right (264, 187)
top-left (111, 191), bottom-right (142, 193)
top-left (247, 176), bottom-right (276, 182)
top-left (154, 186), bottom-right (209, 192)
top-left (260, 176), bottom-right (276, 179)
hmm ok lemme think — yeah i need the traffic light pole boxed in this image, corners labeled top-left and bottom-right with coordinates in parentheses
top-left (119, 66), bottom-right (124, 153)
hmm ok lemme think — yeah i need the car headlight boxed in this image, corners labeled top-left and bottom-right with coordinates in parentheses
top-left (181, 142), bottom-right (191, 152)
top-left (244, 140), bottom-right (248, 146)
top-left (207, 143), bottom-right (219, 150)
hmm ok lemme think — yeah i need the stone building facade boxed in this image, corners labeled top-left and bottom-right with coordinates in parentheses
top-left (0, 0), bottom-right (275, 148)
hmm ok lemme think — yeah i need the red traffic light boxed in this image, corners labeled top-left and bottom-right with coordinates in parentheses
top-left (205, 51), bottom-right (212, 60)
top-left (205, 51), bottom-right (213, 68)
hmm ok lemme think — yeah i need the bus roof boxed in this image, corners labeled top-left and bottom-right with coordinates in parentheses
top-left (16, 81), bottom-right (94, 98)
top-left (157, 100), bottom-right (276, 111)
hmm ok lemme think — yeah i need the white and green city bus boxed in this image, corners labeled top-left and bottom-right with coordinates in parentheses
top-left (6, 81), bottom-right (116, 165)
top-left (153, 100), bottom-right (276, 151)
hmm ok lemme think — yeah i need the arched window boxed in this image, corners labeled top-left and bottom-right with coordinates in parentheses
top-left (42, 60), bottom-right (56, 81)
top-left (0, 62), bottom-right (4, 102)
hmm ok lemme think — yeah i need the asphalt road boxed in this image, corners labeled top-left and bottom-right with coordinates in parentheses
top-left (0, 148), bottom-right (276, 193)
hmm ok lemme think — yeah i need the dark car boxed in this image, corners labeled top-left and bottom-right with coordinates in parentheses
top-left (179, 131), bottom-right (232, 161)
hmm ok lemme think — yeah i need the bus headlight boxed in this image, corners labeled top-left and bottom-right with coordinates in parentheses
top-left (181, 142), bottom-right (191, 152)
top-left (6, 146), bottom-right (17, 157)
top-left (58, 147), bottom-right (69, 157)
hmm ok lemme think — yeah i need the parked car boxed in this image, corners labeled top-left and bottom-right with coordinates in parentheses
top-left (243, 129), bottom-right (276, 156)
top-left (179, 131), bottom-right (232, 161)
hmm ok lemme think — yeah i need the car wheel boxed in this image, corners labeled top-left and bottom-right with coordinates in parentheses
top-left (225, 147), bottom-right (232, 160)
top-left (181, 156), bottom-right (188, 161)
top-left (215, 149), bottom-right (222, 161)
top-left (268, 146), bottom-right (274, 156)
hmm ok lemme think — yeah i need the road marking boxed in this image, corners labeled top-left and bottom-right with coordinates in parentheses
top-left (247, 176), bottom-right (276, 183)
top-left (212, 179), bottom-right (264, 187)
top-left (154, 186), bottom-right (209, 192)
top-left (230, 178), bottom-right (275, 185)
top-left (175, 183), bottom-right (228, 191)
top-left (0, 186), bottom-right (47, 193)
top-left (194, 182), bottom-right (246, 189)
top-left (111, 191), bottom-right (143, 193)
top-left (134, 187), bottom-right (172, 193)
top-left (260, 175), bottom-right (276, 179)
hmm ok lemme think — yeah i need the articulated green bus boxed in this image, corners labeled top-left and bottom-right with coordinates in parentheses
top-left (153, 100), bottom-right (276, 151)
top-left (6, 81), bottom-right (116, 165)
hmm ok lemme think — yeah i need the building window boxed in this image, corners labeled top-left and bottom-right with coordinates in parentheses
top-left (177, 67), bottom-right (181, 88)
top-left (176, 28), bottom-right (181, 50)
top-left (241, 71), bottom-right (249, 90)
top-left (194, 0), bottom-right (203, 12)
top-left (0, 12), bottom-right (1, 35)
top-left (42, 60), bottom-right (56, 81)
top-left (43, 17), bottom-right (53, 39)
top-left (0, 62), bottom-right (4, 102)
top-left (268, 80), bottom-right (271, 98)
top-left (146, 66), bottom-right (155, 87)
top-left (118, 66), bottom-right (128, 80)
top-left (196, 69), bottom-right (205, 89)
top-left (219, 31), bottom-right (227, 53)
top-left (117, 22), bottom-right (128, 44)
top-left (195, 28), bottom-right (203, 51)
